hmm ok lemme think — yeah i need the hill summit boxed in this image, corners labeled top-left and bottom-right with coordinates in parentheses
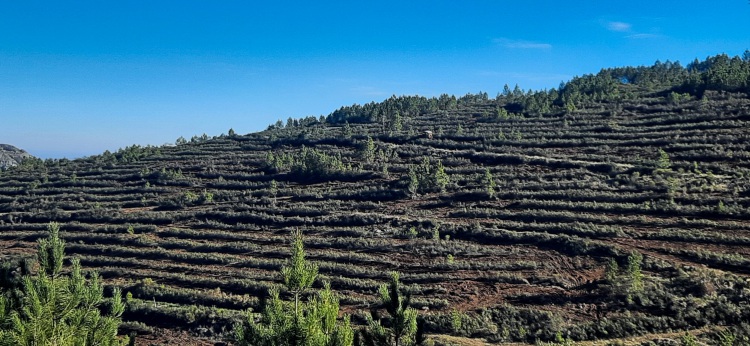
top-left (0, 144), bottom-right (34, 169)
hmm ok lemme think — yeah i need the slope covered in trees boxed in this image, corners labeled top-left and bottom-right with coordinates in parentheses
top-left (1, 52), bottom-right (750, 345)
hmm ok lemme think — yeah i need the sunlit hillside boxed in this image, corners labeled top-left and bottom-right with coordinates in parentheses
top-left (2, 53), bottom-right (750, 345)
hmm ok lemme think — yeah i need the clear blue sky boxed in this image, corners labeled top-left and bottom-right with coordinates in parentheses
top-left (1, 1), bottom-right (748, 158)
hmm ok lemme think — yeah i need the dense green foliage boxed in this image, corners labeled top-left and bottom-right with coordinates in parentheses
top-left (236, 230), bottom-right (354, 346)
top-left (0, 223), bottom-right (126, 345)
top-left (360, 273), bottom-right (424, 346)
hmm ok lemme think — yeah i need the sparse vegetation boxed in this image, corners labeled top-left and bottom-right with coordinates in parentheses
top-left (2, 52), bottom-right (750, 344)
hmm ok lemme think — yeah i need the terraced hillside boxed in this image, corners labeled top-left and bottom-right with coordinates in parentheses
top-left (2, 55), bottom-right (750, 345)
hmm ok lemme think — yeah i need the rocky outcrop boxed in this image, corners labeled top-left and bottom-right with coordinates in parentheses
top-left (0, 144), bottom-right (34, 169)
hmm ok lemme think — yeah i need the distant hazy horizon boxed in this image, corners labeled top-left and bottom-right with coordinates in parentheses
top-left (2, 1), bottom-right (749, 159)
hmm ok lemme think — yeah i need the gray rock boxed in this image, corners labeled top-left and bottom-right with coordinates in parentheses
top-left (0, 144), bottom-right (34, 169)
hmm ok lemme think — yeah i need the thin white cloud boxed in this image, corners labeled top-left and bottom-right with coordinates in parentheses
top-left (494, 38), bottom-right (552, 50)
top-left (607, 21), bottom-right (632, 32)
top-left (600, 19), bottom-right (665, 39)
top-left (626, 33), bottom-right (663, 39)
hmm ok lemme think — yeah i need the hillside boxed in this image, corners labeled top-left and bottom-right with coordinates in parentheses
top-left (2, 53), bottom-right (750, 345)
top-left (0, 144), bottom-right (34, 170)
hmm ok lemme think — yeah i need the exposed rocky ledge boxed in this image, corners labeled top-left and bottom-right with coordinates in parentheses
top-left (0, 144), bottom-right (34, 169)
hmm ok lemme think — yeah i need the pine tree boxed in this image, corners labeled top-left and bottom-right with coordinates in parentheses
top-left (0, 222), bottom-right (127, 346)
top-left (269, 179), bottom-right (278, 204)
top-left (236, 230), bottom-right (354, 346)
top-left (392, 112), bottom-right (403, 132)
top-left (483, 168), bottom-right (496, 198)
top-left (656, 148), bottom-right (671, 170)
top-left (343, 122), bottom-right (352, 139)
top-left (407, 168), bottom-right (419, 198)
top-left (434, 160), bottom-right (449, 193)
top-left (360, 272), bottom-right (424, 346)
top-left (627, 251), bottom-right (644, 293)
top-left (282, 230), bottom-right (319, 316)
top-left (605, 258), bottom-right (619, 284)
top-left (362, 136), bottom-right (376, 163)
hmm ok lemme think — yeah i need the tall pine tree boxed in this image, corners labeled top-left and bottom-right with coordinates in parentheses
top-left (360, 272), bottom-right (424, 346)
top-left (0, 222), bottom-right (127, 346)
top-left (236, 229), bottom-right (354, 346)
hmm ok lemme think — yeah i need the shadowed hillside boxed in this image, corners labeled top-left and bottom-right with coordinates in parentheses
top-left (2, 53), bottom-right (750, 345)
